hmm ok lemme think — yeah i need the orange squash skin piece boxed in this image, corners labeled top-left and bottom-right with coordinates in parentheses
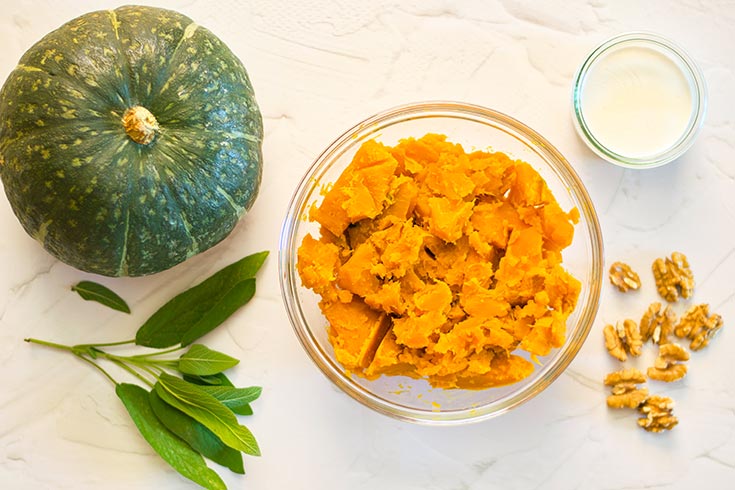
top-left (297, 134), bottom-right (580, 389)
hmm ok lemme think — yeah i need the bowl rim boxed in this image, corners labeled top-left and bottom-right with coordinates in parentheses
top-left (279, 100), bottom-right (603, 425)
top-left (571, 31), bottom-right (708, 169)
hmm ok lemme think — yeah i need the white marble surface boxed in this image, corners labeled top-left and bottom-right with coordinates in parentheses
top-left (1, 1), bottom-right (734, 489)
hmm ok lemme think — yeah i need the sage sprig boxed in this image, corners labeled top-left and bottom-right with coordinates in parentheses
top-left (24, 251), bottom-right (268, 490)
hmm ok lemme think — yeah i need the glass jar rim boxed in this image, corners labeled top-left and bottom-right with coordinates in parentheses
top-left (571, 31), bottom-right (707, 169)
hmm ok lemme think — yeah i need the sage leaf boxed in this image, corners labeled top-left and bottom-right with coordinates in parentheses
top-left (155, 373), bottom-right (260, 456)
top-left (184, 372), bottom-right (234, 387)
top-left (180, 279), bottom-right (256, 347)
top-left (115, 383), bottom-right (226, 490)
top-left (136, 251), bottom-right (268, 348)
top-left (72, 281), bottom-right (130, 314)
top-left (231, 404), bottom-right (253, 417)
top-left (179, 344), bottom-right (239, 376)
top-left (149, 390), bottom-right (244, 475)
top-left (199, 386), bottom-right (262, 416)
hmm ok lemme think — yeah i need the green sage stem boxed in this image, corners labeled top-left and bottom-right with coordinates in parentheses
top-left (109, 358), bottom-right (155, 388)
top-left (129, 345), bottom-right (185, 359)
top-left (74, 353), bottom-right (118, 385)
top-left (75, 339), bottom-right (135, 349)
top-left (24, 337), bottom-right (75, 352)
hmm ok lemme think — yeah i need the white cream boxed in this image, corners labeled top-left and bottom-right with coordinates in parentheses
top-left (580, 45), bottom-right (694, 159)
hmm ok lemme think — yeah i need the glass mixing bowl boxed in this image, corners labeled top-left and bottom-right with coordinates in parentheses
top-left (279, 101), bottom-right (603, 425)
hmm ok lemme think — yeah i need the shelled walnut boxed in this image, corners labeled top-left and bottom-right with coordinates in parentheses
top-left (652, 252), bottom-right (694, 302)
top-left (604, 368), bottom-right (648, 409)
top-left (637, 395), bottom-right (678, 432)
top-left (609, 262), bottom-right (641, 292)
top-left (675, 303), bottom-right (724, 351)
top-left (603, 319), bottom-right (642, 361)
top-left (647, 343), bottom-right (690, 382)
top-left (639, 302), bottom-right (676, 345)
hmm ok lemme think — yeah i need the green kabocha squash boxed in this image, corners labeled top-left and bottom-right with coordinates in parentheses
top-left (0, 6), bottom-right (262, 276)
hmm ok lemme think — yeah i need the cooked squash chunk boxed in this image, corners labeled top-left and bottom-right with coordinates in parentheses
top-left (299, 134), bottom-right (580, 389)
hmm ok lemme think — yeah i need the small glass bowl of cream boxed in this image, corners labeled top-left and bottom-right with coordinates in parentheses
top-left (572, 32), bottom-right (707, 168)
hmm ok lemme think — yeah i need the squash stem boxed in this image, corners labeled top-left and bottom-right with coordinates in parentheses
top-left (122, 106), bottom-right (159, 145)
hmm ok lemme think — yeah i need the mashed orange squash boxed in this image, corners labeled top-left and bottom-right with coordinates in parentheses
top-left (297, 134), bottom-right (581, 389)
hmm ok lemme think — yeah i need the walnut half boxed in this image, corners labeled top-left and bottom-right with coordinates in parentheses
top-left (675, 303), bottom-right (724, 351)
top-left (652, 252), bottom-right (694, 302)
top-left (638, 395), bottom-right (678, 432)
top-left (639, 302), bottom-right (676, 345)
top-left (603, 319), bottom-right (642, 361)
top-left (609, 262), bottom-right (641, 292)
top-left (647, 343), bottom-right (690, 382)
top-left (604, 368), bottom-right (648, 409)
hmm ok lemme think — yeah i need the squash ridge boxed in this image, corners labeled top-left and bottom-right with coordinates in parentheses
top-left (117, 207), bottom-right (131, 276)
top-left (157, 21), bottom-right (198, 100)
top-left (106, 9), bottom-right (133, 109)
